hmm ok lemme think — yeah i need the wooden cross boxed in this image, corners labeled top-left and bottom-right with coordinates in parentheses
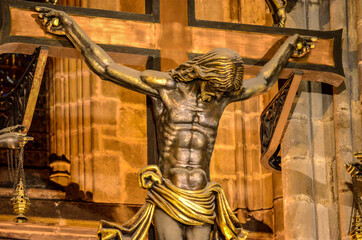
top-left (0, 0), bottom-right (345, 165)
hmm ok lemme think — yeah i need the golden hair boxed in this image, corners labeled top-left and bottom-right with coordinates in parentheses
top-left (169, 48), bottom-right (244, 92)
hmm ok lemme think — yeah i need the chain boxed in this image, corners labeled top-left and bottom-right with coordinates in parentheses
top-left (7, 150), bottom-right (13, 183)
top-left (14, 149), bottom-right (19, 186)
top-left (6, 147), bottom-right (26, 188)
top-left (19, 146), bottom-right (25, 185)
top-left (11, 150), bottom-right (16, 185)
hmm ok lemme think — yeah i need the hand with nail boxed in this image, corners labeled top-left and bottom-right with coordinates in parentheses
top-left (291, 34), bottom-right (317, 58)
top-left (35, 6), bottom-right (72, 36)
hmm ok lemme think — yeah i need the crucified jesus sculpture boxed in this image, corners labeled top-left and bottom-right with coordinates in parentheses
top-left (35, 6), bottom-right (314, 240)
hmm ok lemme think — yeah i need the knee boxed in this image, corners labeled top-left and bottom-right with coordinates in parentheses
top-left (185, 224), bottom-right (212, 240)
top-left (153, 208), bottom-right (184, 240)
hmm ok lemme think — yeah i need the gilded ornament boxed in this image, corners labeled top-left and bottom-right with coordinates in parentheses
top-left (346, 152), bottom-right (362, 239)
top-left (350, 211), bottom-right (362, 240)
top-left (10, 178), bottom-right (30, 223)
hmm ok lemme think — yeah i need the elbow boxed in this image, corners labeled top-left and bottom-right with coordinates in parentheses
top-left (257, 70), bottom-right (279, 89)
top-left (256, 73), bottom-right (269, 87)
top-left (81, 47), bottom-right (114, 78)
top-left (265, 78), bottom-right (277, 91)
top-left (256, 74), bottom-right (276, 94)
top-left (87, 62), bottom-right (107, 79)
top-left (84, 58), bottom-right (114, 80)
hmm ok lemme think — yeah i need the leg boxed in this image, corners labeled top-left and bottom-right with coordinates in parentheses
top-left (153, 208), bottom-right (184, 240)
top-left (185, 224), bottom-right (212, 240)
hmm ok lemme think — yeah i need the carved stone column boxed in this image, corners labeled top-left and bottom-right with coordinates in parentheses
top-left (49, 58), bottom-right (95, 199)
top-left (359, 0), bottom-right (362, 111)
top-left (281, 1), bottom-right (342, 239)
top-left (330, 0), bottom-right (362, 239)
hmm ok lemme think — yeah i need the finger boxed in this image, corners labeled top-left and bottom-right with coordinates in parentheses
top-left (51, 28), bottom-right (66, 35)
top-left (301, 45), bottom-right (307, 53)
top-left (9, 125), bottom-right (16, 132)
top-left (51, 24), bottom-right (64, 31)
top-left (306, 45), bottom-right (311, 52)
top-left (42, 17), bottom-right (50, 26)
top-left (301, 36), bottom-right (318, 42)
top-left (298, 49), bottom-right (308, 58)
top-left (35, 6), bottom-right (53, 12)
top-left (0, 133), bottom-right (15, 138)
top-left (303, 47), bottom-right (307, 55)
top-left (23, 136), bottom-right (34, 141)
top-left (46, 24), bottom-right (54, 33)
top-left (42, 11), bottom-right (60, 18)
top-left (16, 133), bottom-right (27, 137)
top-left (14, 125), bottom-right (27, 132)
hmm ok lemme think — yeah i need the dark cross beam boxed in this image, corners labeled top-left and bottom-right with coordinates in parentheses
top-left (1, 0), bottom-right (344, 84)
top-left (0, 0), bottom-right (345, 165)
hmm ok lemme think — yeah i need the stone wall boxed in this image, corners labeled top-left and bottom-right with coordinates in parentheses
top-left (49, 58), bottom-right (148, 204)
top-left (282, 0), bottom-right (362, 239)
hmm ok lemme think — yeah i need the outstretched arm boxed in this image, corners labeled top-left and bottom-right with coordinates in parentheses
top-left (229, 34), bottom-right (315, 102)
top-left (35, 7), bottom-right (163, 97)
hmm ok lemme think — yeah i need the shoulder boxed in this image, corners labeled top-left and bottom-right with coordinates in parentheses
top-left (140, 70), bottom-right (177, 90)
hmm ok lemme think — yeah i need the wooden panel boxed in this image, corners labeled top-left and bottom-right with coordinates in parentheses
top-left (190, 28), bottom-right (334, 66)
top-left (0, 0), bottom-right (343, 86)
top-left (10, 8), bottom-right (158, 49)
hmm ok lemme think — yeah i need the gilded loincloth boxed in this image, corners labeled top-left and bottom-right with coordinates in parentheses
top-left (97, 165), bottom-right (247, 240)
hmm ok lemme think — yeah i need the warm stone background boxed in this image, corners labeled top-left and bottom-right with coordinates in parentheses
top-left (281, 1), bottom-right (362, 239)
top-left (48, 57), bottom-right (148, 204)
top-left (0, 0), bottom-right (361, 240)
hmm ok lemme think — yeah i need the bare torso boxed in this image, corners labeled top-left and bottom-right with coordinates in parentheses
top-left (151, 80), bottom-right (228, 190)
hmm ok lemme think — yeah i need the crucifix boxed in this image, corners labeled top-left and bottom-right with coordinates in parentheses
top-left (0, 0), bottom-right (344, 168)
top-left (0, 0), bottom-right (344, 239)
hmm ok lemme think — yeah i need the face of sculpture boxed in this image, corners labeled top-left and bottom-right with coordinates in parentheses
top-left (200, 61), bottom-right (244, 101)
top-left (202, 82), bottom-right (226, 100)
top-left (168, 48), bottom-right (244, 102)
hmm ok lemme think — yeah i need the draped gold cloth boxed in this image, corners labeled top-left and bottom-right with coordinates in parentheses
top-left (97, 165), bottom-right (248, 240)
